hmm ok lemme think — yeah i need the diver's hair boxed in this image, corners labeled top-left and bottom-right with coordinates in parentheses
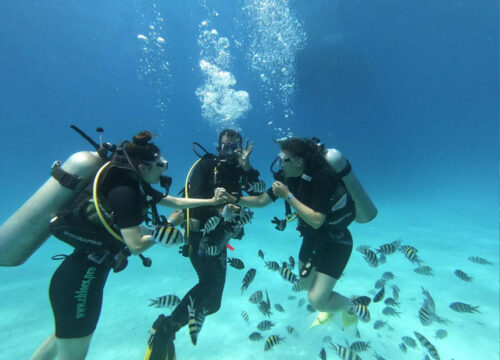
top-left (278, 137), bottom-right (326, 168)
top-left (218, 129), bottom-right (242, 146)
top-left (124, 130), bottom-right (160, 163)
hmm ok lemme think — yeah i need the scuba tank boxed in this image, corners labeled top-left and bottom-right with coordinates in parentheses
top-left (0, 151), bottom-right (104, 266)
top-left (324, 148), bottom-right (377, 223)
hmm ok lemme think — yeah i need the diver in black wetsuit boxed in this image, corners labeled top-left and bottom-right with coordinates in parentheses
top-left (236, 137), bottom-right (369, 321)
top-left (145, 129), bottom-right (265, 360)
top-left (31, 131), bottom-right (231, 360)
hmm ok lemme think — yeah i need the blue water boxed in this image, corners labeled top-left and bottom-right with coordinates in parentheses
top-left (0, 1), bottom-right (498, 359)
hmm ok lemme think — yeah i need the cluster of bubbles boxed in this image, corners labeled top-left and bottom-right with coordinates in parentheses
top-left (241, 0), bottom-right (306, 137)
top-left (137, 4), bottom-right (172, 131)
top-left (196, 19), bottom-right (251, 131)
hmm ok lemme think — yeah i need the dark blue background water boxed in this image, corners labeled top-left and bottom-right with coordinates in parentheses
top-left (0, 0), bottom-right (497, 228)
top-left (0, 2), bottom-right (498, 359)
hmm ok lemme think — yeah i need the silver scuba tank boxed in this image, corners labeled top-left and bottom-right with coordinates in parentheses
top-left (0, 151), bottom-right (104, 266)
top-left (324, 148), bottom-right (377, 223)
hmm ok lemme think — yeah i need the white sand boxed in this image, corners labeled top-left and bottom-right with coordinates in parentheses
top-left (1, 195), bottom-right (498, 360)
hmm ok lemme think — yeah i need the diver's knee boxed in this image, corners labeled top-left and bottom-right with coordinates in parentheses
top-left (308, 291), bottom-right (329, 311)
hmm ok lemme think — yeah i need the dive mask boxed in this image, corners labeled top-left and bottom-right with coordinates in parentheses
top-left (145, 155), bottom-right (169, 172)
top-left (219, 141), bottom-right (240, 157)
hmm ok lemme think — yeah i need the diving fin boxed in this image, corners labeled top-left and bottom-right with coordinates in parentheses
top-left (144, 314), bottom-right (177, 360)
top-left (308, 312), bottom-right (334, 330)
top-left (341, 310), bottom-right (359, 329)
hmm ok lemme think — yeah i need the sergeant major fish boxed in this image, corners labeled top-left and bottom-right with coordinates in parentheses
top-left (241, 268), bottom-right (257, 294)
top-left (149, 294), bottom-right (180, 308)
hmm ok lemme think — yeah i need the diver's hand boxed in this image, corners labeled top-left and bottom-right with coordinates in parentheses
top-left (271, 181), bottom-right (290, 199)
top-left (212, 187), bottom-right (233, 204)
top-left (234, 138), bottom-right (254, 172)
top-left (271, 217), bottom-right (287, 231)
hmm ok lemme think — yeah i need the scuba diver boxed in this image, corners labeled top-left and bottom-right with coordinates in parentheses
top-left (234, 137), bottom-right (376, 325)
top-left (31, 130), bottom-right (232, 360)
top-left (144, 129), bottom-right (266, 360)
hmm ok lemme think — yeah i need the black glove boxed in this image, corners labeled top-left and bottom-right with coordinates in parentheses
top-left (271, 217), bottom-right (287, 231)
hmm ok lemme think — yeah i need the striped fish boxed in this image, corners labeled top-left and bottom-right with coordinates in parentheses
top-left (152, 225), bottom-right (183, 246)
top-left (349, 341), bottom-right (370, 352)
top-left (259, 300), bottom-right (272, 318)
top-left (382, 306), bottom-right (401, 317)
top-left (187, 296), bottom-right (201, 345)
top-left (356, 245), bottom-right (370, 255)
top-left (264, 335), bottom-right (285, 351)
top-left (401, 246), bottom-right (421, 265)
top-left (421, 287), bottom-right (436, 313)
top-left (363, 249), bottom-right (379, 267)
top-left (419, 305), bottom-right (435, 326)
top-left (201, 216), bottom-right (220, 235)
top-left (414, 265), bottom-right (434, 276)
top-left (434, 329), bottom-right (448, 339)
top-left (306, 304), bottom-right (316, 313)
top-left (373, 352), bottom-right (387, 360)
top-left (204, 244), bottom-right (220, 256)
top-left (258, 249), bottom-right (265, 259)
top-left (392, 285), bottom-right (400, 300)
top-left (148, 294), bottom-right (180, 308)
top-left (289, 256), bottom-right (295, 270)
top-left (279, 267), bottom-right (298, 284)
top-left (241, 310), bottom-right (249, 323)
top-left (373, 286), bottom-right (385, 303)
top-left (401, 336), bottom-right (417, 348)
top-left (298, 298), bottom-right (306, 307)
top-left (376, 242), bottom-right (399, 255)
top-left (249, 290), bottom-right (263, 304)
top-left (274, 303), bottom-right (286, 312)
top-left (353, 295), bottom-right (371, 306)
top-left (381, 271), bottom-right (394, 280)
top-left (228, 257), bottom-right (245, 269)
top-left (384, 297), bottom-right (400, 307)
top-left (468, 256), bottom-right (493, 265)
top-left (257, 320), bottom-right (275, 331)
top-left (378, 253), bottom-right (386, 264)
top-left (391, 239), bottom-right (402, 248)
top-left (400, 244), bottom-right (418, 253)
top-left (454, 269), bottom-right (473, 282)
top-left (399, 343), bottom-right (407, 353)
top-left (235, 208), bottom-right (253, 226)
top-left (373, 320), bottom-right (387, 330)
top-left (265, 260), bottom-right (280, 271)
top-left (449, 302), bottom-right (480, 313)
top-left (352, 303), bottom-right (370, 322)
top-left (328, 341), bottom-right (362, 360)
top-left (285, 325), bottom-right (295, 334)
top-left (374, 278), bottom-right (386, 289)
top-left (319, 347), bottom-right (327, 360)
top-left (288, 295), bottom-right (297, 300)
top-left (292, 282), bottom-right (303, 292)
top-left (241, 268), bottom-right (257, 294)
top-left (414, 331), bottom-right (441, 360)
top-left (249, 331), bottom-right (263, 341)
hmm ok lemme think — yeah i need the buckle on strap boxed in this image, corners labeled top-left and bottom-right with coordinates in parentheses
top-left (51, 161), bottom-right (86, 191)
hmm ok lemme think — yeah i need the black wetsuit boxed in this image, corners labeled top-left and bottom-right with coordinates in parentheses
top-left (170, 155), bottom-right (261, 327)
top-left (267, 162), bottom-right (355, 279)
top-left (49, 168), bottom-right (163, 338)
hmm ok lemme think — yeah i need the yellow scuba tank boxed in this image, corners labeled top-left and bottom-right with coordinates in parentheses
top-left (324, 148), bottom-right (377, 223)
top-left (0, 151), bottom-right (104, 266)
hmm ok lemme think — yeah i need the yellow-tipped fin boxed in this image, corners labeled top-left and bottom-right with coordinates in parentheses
top-left (308, 312), bottom-right (334, 330)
